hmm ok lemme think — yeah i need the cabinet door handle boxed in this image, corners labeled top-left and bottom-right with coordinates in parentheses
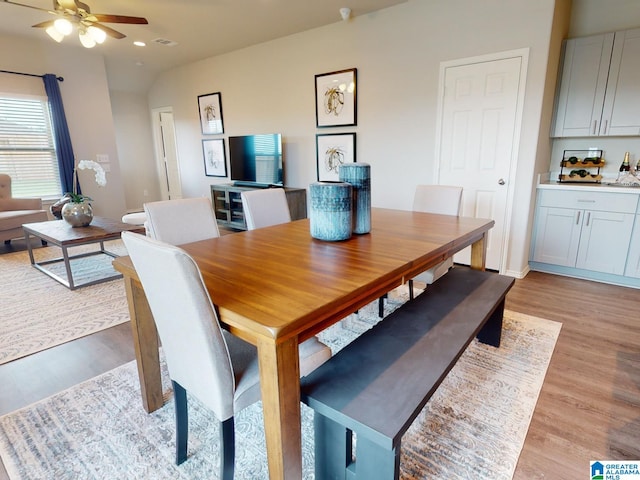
top-left (585, 211), bottom-right (591, 226)
top-left (577, 199), bottom-right (596, 203)
top-left (576, 211), bottom-right (581, 225)
top-left (593, 120), bottom-right (597, 135)
top-left (602, 120), bottom-right (608, 135)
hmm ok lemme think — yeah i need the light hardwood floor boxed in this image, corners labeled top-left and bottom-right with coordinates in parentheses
top-left (0, 270), bottom-right (638, 479)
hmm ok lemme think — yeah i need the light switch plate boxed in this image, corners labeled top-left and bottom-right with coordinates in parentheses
top-left (96, 154), bottom-right (109, 163)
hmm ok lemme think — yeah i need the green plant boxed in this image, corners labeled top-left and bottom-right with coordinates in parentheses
top-left (66, 192), bottom-right (93, 203)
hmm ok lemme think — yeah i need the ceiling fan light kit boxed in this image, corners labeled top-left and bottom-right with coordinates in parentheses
top-left (53, 17), bottom-right (72, 35)
top-left (45, 25), bottom-right (64, 42)
top-left (4, 0), bottom-right (148, 49)
top-left (78, 28), bottom-right (95, 48)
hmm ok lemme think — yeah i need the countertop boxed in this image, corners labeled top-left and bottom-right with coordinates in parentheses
top-left (537, 173), bottom-right (640, 194)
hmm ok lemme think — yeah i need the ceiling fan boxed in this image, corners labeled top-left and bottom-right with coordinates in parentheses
top-left (3, 0), bottom-right (148, 47)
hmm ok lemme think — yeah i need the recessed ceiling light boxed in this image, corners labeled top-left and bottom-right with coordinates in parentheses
top-left (133, 41), bottom-right (146, 47)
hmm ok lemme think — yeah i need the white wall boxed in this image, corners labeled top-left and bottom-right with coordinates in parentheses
top-left (147, 0), bottom-right (563, 275)
top-left (0, 33), bottom-right (127, 220)
top-left (110, 91), bottom-right (160, 211)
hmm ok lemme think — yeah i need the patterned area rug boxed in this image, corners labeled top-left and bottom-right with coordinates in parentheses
top-left (0, 240), bottom-right (129, 365)
top-left (0, 287), bottom-right (561, 480)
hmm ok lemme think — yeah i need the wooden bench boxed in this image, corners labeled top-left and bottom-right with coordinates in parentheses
top-left (300, 267), bottom-right (515, 480)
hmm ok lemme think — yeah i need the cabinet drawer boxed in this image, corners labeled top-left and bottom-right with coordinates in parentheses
top-left (538, 189), bottom-right (638, 213)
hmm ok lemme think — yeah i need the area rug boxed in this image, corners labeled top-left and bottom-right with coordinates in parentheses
top-left (0, 296), bottom-right (561, 480)
top-left (0, 240), bottom-right (129, 365)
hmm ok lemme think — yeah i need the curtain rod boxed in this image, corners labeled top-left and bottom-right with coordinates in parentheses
top-left (0, 69), bottom-right (64, 82)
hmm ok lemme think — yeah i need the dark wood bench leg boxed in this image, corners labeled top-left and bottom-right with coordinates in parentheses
top-left (355, 436), bottom-right (400, 480)
top-left (476, 298), bottom-right (505, 348)
top-left (314, 413), bottom-right (352, 480)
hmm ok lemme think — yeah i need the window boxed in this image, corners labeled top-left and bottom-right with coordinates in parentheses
top-left (0, 94), bottom-right (62, 198)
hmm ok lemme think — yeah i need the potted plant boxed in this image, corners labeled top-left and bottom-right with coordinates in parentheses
top-left (61, 160), bottom-right (107, 227)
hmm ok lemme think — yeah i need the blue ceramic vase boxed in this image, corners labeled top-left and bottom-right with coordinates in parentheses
top-left (309, 182), bottom-right (352, 241)
top-left (339, 162), bottom-right (371, 234)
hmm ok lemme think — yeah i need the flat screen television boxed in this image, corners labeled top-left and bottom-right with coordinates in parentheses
top-left (228, 134), bottom-right (283, 187)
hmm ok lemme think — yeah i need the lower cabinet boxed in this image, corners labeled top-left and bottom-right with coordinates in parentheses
top-left (625, 214), bottom-right (640, 278)
top-left (210, 184), bottom-right (307, 230)
top-left (531, 188), bottom-right (638, 278)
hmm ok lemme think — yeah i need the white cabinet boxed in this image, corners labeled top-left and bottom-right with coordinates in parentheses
top-left (552, 28), bottom-right (640, 137)
top-left (532, 206), bottom-right (581, 266)
top-left (532, 189), bottom-right (637, 275)
top-left (601, 28), bottom-right (640, 136)
top-left (625, 215), bottom-right (640, 278)
top-left (553, 33), bottom-right (614, 137)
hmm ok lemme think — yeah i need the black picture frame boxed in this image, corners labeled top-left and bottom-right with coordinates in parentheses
top-left (197, 92), bottom-right (224, 135)
top-left (316, 132), bottom-right (356, 181)
top-left (315, 68), bottom-right (357, 128)
top-left (202, 139), bottom-right (227, 177)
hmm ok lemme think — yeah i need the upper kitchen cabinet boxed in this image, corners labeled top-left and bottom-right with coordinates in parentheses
top-left (601, 28), bottom-right (640, 136)
top-left (552, 28), bottom-right (640, 137)
top-left (552, 33), bottom-right (613, 137)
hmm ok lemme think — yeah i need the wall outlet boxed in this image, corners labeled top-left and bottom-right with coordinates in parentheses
top-left (102, 164), bottom-right (111, 173)
top-left (143, 189), bottom-right (149, 196)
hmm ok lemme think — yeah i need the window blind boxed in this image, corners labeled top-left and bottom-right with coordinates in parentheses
top-left (0, 95), bottom-right (62, 198)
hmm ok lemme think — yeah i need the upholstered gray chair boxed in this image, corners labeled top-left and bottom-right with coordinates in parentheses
top-left (409, 185), bottom-right (463, 299)
top-left (0, 173), bottom-right (48, 244)
top-left (121, 231), bottom-right (331, 478)
top-left (240, 188), bottom-right (291, 230)
top-left (143, 197), bottom-right (220, 244)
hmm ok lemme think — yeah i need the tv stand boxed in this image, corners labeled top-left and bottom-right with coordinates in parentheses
top-left (210, 183), bottom-right (306, 231)
top-left (233, 181), bottom-right (275, 189)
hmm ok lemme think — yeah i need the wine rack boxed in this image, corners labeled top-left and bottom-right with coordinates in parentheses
top-left (558, 149), bottom-right (604, 183)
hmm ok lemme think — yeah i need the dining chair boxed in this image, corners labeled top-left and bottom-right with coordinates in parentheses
top-left (408, 184), bottom-right (463, 299)
top-left (240, 188), bottom-right (291, 230)
top-left (143, 197), bottom-right (220, 244)
top-left (121, 231), bottom-right (332, 479)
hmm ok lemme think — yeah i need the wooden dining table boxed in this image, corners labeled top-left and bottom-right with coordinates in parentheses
top-left (112, 207), bottom-right (494, 479)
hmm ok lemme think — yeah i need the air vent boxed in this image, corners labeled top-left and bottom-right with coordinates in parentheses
top-left (152, 38), bottom-right (179, 47)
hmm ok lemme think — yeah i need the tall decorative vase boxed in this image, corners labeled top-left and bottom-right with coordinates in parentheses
top-left (339, 162), bottom-right (371, 234)
top-left (309, 182), bottom-right (352, 241)
top-left (61, 201), bottom-right (93, 227)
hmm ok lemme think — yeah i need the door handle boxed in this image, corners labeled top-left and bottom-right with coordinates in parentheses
top-left (498, 178), bottom-right (505, 185)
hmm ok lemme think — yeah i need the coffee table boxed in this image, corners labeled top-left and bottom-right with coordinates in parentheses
top-left (22, 217), bottom-right (145, 290)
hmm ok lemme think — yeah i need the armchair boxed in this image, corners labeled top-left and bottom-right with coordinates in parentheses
top-left (0, 174), bottom-right (48, 244)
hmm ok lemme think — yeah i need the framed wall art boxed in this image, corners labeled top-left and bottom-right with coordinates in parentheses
top-left (315, 68), bottom-right (357, 128)
top-left (316, 132), bottom-right (356, 181)
top-left (197, 92), bottom-right (224, 134)
top-left (202, 138), bottom-right (227, 177)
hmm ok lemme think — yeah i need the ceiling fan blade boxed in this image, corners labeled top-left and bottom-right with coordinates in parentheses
top-left (89, 13), bottom-right (148, 24)
top-left (2, 0), bottom-right (55, 14)
top-left (89, 22), bottom-right (126, 39)
top-left (56, 0), bottom-right (78, 11)
top-left (32, 19), bottom-right (56, 28)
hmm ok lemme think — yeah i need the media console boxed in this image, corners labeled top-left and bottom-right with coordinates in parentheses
top-left (210, 184), bottom-right (307, 231)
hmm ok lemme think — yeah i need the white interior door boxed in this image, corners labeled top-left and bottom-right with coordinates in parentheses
top-left (436, 50), bottom-right (528, 271)
top-left (152, 108), bottom-right (182, 200)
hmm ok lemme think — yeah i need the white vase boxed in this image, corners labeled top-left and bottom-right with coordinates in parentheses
top-left (61, 201), bottom-right (93, 227)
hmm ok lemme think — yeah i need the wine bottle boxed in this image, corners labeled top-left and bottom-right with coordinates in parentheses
top-left (620, 152), bottom-right (631, 172)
